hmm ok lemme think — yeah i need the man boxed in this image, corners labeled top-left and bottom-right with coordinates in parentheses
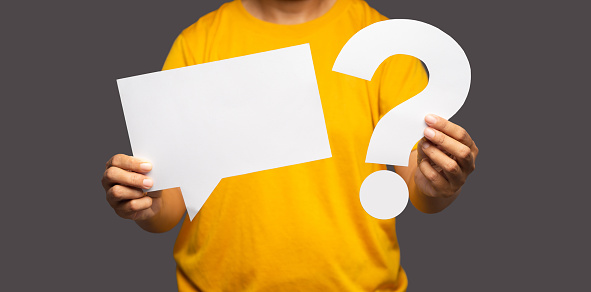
top-left (102, 0), bottom-right (478, 290)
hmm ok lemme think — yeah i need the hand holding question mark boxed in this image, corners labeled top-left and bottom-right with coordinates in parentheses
top-left (333, 19), bottom-right (474, 219)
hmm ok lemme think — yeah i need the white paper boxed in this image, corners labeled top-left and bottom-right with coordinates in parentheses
top-left (359, 170), bottom-right (408, 219)
top-left (117, 44), bottom-right (332, 219)
top-left (333, 19), bottom-right (471, 166)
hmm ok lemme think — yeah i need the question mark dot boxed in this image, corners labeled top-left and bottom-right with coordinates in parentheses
top-left (359, 170), bottom-right (409, 219)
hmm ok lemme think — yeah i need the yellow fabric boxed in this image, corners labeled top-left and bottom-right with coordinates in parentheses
top-left (162, 0), bottom-right (428, 291)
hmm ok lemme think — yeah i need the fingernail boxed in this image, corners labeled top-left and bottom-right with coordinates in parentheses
top-left (424, 128), bottom-right (435, 139)
top-left (143, 178), bottom-right (153, 188)
top-left (140, 163), bottom-right (152, 172)
top-left (425, 114), bottom-right (437, 125)
top-left (422, 141), bottom-right (430, 149)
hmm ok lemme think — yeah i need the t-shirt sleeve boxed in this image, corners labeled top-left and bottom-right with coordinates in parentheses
top-left (373, 54), bottom-right (429, 150)
top-left (162, 33), bottom-right (195, 71)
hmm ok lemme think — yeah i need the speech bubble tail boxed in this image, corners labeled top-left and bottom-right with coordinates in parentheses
top-left (181, 178), bottom-right (222, 220)
top-left (359, 170), bottom-right (409, 220)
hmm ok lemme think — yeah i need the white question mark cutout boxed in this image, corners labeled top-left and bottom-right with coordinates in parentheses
top-left (333, 19), bottom-right (471, 219)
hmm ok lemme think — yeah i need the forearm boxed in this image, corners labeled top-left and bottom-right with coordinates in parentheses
top-left (135, 188), bottom-right (186, 233)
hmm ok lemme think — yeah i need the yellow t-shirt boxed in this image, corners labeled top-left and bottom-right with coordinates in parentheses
top-left (162, 0), bottom-right (428, 291)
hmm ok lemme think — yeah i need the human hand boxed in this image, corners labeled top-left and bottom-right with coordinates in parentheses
top-left (415, 114), bottom-right (479, 199)
top-left (101, 154), bottom-right (161, 221)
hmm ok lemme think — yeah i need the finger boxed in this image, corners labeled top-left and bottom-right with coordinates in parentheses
top-left (106, 154), bottom-right (152, 174)
top-left (116, 196), bottom-right (153, 219)
top-left (418, 158), bottom-right (448, 194)
top-left (425, 114), bottom-right (476, 150)
top-left (423, 127), bottom-right (474, 170)
top-left (117, 196), bottom-right (152, 214)
top-left (106, 185), bottom-right (145, 206)
top-left (102, 166), bottom-right (153, 190)
top-left (416, 138), bottom-right (428, 164)
top-left (421, 141), bottom-right (465, 186)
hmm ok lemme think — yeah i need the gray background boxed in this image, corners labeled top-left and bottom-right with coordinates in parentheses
top-left (2, 0), bottom-right (588, 291)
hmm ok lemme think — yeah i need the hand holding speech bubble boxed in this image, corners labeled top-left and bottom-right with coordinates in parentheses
top-left (117, 44), bottom-right (332, 220)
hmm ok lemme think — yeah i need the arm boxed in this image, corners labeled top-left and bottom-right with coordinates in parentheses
top-left (395, 114), bottom-right (478, 214)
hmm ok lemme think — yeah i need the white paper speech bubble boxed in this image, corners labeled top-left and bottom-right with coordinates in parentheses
top-left (333, 19), bottom-right (471, 219)
top-left (117, 44), bottom-right (332, 219)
